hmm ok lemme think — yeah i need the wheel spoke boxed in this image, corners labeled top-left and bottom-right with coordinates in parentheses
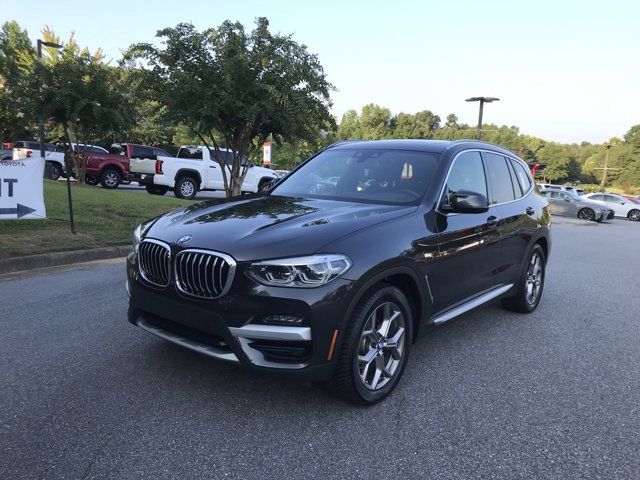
top-left (361, 328), bottom-right (378, 343)
top-left (370, 364), bottom-right (382, 389)
top-left (385, 327), bottom-right (405, 348)
top-left (358, 347), bottom-right (377, 365)
top-left (378, 310), bottom-right (400, 339)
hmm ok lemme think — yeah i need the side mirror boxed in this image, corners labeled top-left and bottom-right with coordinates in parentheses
top-left (442, 190), bottom-right (489, 214)
top-left (564, 197), bottom-right (571, 202)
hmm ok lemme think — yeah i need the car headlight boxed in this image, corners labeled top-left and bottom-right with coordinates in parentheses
top-left (133, 224), bottom-right (142, 255)
top-left (247, 254), bottom-right (352, 288)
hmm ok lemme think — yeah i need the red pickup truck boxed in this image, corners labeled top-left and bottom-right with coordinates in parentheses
top-left (61, 143), bottom-right (170, 188)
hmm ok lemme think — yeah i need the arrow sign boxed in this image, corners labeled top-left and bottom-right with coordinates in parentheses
top-left (0, 203), bottom-right (37, 218)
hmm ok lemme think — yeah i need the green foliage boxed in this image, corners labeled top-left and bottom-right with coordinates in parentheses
top-left (25, 29), bottom-right (133, 182)
top-left (126, 18), bottom-right (333, 196)
top-left (0, 21), bottom-right (35, 143)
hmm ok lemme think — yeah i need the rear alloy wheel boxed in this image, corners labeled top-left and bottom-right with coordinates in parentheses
top-left (627, 209), bottom-right (640, 222)
top-left (48, 162), bottom-right (61, 181)
top-left (326, 283), bottom-right (412, 405)
top-left (502, 244), bottom-right (546, 313)
top-left (258, 179), bottom-right (271, 192)
top-left (577, 208), bottom-right (595, 221)
top-left (100, 169), bottom-right (121, 189)
top-left (174, 176), bottom-right (198, 200)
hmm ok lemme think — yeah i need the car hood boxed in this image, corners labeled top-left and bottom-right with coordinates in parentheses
top-left (144, 195), bottom-right (417, 261)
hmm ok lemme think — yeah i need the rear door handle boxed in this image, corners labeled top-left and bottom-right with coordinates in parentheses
top-left (526, 207), bottom-right (535, 216)
top-left (487, 215), bottom-right (499, 227)
top-left (209, 165), bottom-right (216, 168)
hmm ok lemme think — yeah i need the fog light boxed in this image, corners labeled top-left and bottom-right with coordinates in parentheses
top-left (261, 314), bottom-right (303, 325)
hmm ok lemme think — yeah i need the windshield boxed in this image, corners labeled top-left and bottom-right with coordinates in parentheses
top-left (271, 148), bottom-right (439, 204)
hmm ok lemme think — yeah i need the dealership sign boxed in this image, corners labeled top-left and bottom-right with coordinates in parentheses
top-left (0, 158), bottom-right (46, 220)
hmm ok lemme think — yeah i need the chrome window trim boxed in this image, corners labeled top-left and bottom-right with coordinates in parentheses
top-left (173, 248), bottom-right (237, 299)
top-left (138, 238), bottom-right (171, 289)
top-left (435, 148), bottom-right (534, 215)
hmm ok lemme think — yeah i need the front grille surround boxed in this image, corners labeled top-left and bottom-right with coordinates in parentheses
top-left (138, 239), bottom-right (171, 288)
top-left (174, 248), bottom-right (236, 299)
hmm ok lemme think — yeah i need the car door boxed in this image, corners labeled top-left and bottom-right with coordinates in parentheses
top-left (555, 191), bottom-right (575, 216)
top-left (204, 149), bottom-right (226, 190)
top-left (488, 154), bottom-right (541, 286)
top-left (429, 150), bottom-right (501, 313)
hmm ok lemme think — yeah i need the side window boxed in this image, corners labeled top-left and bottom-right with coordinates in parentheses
top-left (558, 192), bottom-right (570, 201)
top-left (483, 152), bottom-right (515, 204)
top-left (443, 151), bottom-right (488, 207)
top-left (506, 160), bottom-right (523, 198)
top-left (177, 147), bottom-right (202, 160)
top-left (131, 145), bottom-right (144, 157)
top-left (153, 148), bottom-right (168, 157)
top-left (510, 158), bottom-right (532, 193)
top-left (590, 194), bottom-right (602, 201)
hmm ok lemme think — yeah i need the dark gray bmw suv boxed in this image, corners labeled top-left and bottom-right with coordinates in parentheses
top-left (126, 140), bottom-right (551, 404)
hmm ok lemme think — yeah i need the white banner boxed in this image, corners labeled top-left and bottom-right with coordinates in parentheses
top-left (0, 157), bottom-right (46, 220)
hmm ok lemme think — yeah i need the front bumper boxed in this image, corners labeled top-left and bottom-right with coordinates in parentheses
top-left (126, 255), bottom-right (356, 381)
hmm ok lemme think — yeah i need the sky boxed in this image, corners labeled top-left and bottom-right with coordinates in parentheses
top-left (3, 0), bottom-right (639, 144)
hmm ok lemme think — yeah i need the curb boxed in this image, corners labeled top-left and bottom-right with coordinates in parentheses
top-left (0, 245), bottom-right (132, 275)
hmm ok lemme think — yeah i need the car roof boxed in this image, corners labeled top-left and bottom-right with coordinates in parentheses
top-left (328, 139), bottom-right (521, 158)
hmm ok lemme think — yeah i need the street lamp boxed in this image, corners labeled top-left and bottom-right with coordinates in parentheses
top-left (37, 39), bottom-right (63, 159)
top-left (465, 96), bottom-right (500, 140)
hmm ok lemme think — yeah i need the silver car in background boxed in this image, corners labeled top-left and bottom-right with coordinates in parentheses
top-left (540, 189), bottom-right (614, 222)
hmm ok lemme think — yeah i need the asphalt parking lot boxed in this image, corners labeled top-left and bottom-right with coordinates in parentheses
top-left (1, 217), bottom-right (639, 479)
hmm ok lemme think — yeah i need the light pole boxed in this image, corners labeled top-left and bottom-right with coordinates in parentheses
top-left (465, 96), bottom-right (499, 140)
top-left (37, 39), bottom-right (63, 160)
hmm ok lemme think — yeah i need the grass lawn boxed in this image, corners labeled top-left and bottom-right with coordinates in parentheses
top-left (0, 181), bottom-right (193, 259)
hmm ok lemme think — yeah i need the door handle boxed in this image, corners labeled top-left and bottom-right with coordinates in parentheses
top-left (526, 207), bottom-right (535, 216)
top-left (209, 165), bottom-right (216, 168)
top-left (487, 216), bottom-right (499, 227)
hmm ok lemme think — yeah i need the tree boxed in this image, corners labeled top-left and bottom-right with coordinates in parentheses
top-left (27, 29), bottom-right (132, 183)
top-left (0, 21), bottom-right (35, 144)
top-left (127, 18), bottom-right (333, 197)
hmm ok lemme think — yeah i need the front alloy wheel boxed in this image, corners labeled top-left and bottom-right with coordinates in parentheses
top-left (628, 209), bottom-right (640, 221)
top-left (577, 208), bottom-right (595, 221)
top-left (326, 283), bottom-right (412, 404)
top-left (358, 302), bottom-right (406, 391)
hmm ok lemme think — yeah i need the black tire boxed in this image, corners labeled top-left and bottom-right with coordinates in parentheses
top-left (100, 169), bottom-right (121, 189)
top-left (258, 178), bottom-right (271, 192)
top-left (145, 184), bottom-right (168, 196)
top-left (174, 176), bottom-right (198, 200)
top-left (627, 209), bottom-right (640, 222)
top-left (325, 283), bottom-right (413, 405)
top-left (577, 208), bottom-right (595, 221)
top-left (502, 244), bottom-right (546, 313)
top-left (47, 162), bottom-right (61, 181)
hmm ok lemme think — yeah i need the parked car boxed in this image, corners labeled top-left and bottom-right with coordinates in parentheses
top-left (12, 141), bottom-right (61, 177)
top-left (146, 145), bottom-right (278, 199)
top-left (583, 193), bottom-right (640, 221)
top-left (1, 147), bottom-right (12, 161)
top-left (540, 188), bottom-right (612, 221)
top-left (622, 195), bottom-right (640, 205)
top-left (126, 139), bottom-right (551, 404)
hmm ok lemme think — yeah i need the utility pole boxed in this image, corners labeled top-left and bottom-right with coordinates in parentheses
top-left (37, 39), bottom-right (63, 161)
top-left (598, 143), bottom-right (620, 192)
top-left (466, 97), bottom-right (499, 140)
top-left (600, 144), bottom-right (612, 192)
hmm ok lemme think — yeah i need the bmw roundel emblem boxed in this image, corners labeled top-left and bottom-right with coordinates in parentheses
top-left (177, 234), bottom-right (192, 245)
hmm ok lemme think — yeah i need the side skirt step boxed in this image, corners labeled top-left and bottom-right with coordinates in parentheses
top-left (432, 284), bottom-right (514, 325)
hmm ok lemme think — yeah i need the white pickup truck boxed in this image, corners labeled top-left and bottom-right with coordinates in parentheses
top-left (134, 145), bottom-right (278, 199)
